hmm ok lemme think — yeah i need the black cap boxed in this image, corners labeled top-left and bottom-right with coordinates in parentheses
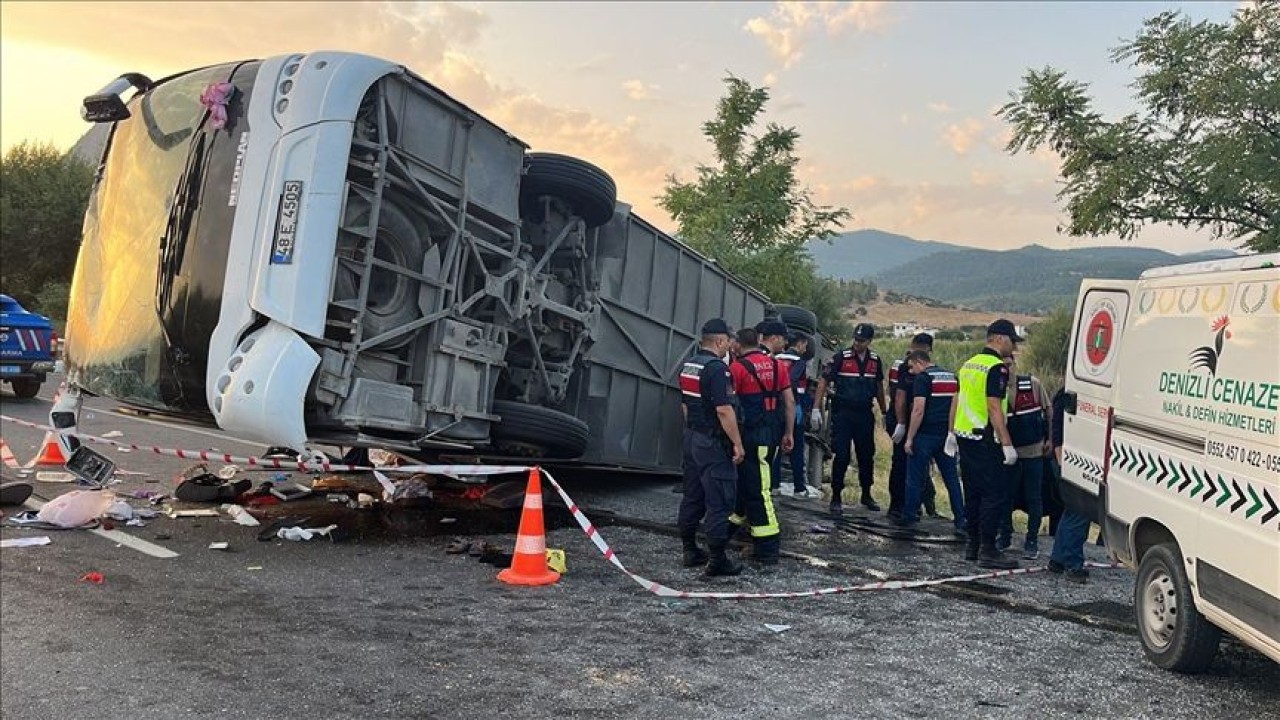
top-left (911, 332), bottom-right (934, 347)
top-left (853, 323), bottom-right (875, 340)
top-left (987, 318), bottom-right (1023, 342)
top-left (756, 319), bottom-right (788, 338)
top-left (701, 318), bottom-right (731, 335)
top-left (787, 331), bottom-right (810, 346)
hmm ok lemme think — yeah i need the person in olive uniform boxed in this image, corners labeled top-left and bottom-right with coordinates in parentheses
top-left (677, 318), bottom-right (746, 576)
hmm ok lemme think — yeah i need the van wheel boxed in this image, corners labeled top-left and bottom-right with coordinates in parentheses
top-left (1135, 542), bottom-right (1221, 673)
top-left (10, 379), bottom-right (40, 399)
top-left (490, 400), bottom-right (590, 459)
top-left (520, 153), bottom-right (617, 229)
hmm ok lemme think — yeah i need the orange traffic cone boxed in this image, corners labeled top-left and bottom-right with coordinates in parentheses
top-left (0, 438), bottom-right (20, 469)
top-left (497, 467), bottom-right (561, 587)
top-left (29, 431), bottom-right (69, 467)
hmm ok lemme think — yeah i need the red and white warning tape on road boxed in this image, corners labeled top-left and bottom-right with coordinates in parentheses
top-left (0, 414), bottom-right (1121, 599)
top-left (0, 438), bottom-right (20, 469)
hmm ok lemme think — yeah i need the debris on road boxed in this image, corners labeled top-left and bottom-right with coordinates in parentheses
top-left (221, 504), bottom-right (260, 527)
top-left (0, 481), bottom-right (33, 506)
top-left (34, 471), bottom-right (74, 483)
top-left (0, 536), bottom-right (51, 548)
top-left (208, 542), bottom-right (230, 551)
top-left (78, 572), bottom-right (105, 584)
top-left (38, 490), bottom-right (113, 528)
top-left (166, 508), bottom-right (219, 519)
top-left (104, 500), bottom-right (134, 522)
top-left (101, 430), bottom-right (124, 438)
top-left (276, 524), bottom-right (337, 541)
top-left (764, 624), bottom-right (792, 634)
top-left (216, 465), bottom-right (241, 480)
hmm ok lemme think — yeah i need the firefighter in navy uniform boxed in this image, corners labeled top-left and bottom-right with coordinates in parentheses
top-left (677, 318), bottom-right (746, 576)
top-left (947, 318), bottom-right (1022, 570)
top-left (813, 323), bottom-right (887, 516)
top-left (728, 319), bottom-right (795, 565)
top-left (887, 333), bottom-right (938, 521)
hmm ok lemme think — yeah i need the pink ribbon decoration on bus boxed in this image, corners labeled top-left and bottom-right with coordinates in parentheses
top-left (199, 82), bottom-right (235, 130)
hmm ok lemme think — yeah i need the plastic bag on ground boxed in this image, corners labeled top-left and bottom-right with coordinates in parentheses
top-left (37, 490), bottom-right (115, 528)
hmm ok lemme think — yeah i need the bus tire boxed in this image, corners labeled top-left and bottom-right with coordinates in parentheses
top-left (338, 200), bottom-right (427, 349)
top-left (9, 379), bottom-right (40, 399)
top-left (775, 304), bottom-right (818, 336)
top-left (1135, 542), bottom-right (1222, 673)
top-left (490, 400), bottom-right (590, 459)
top-left (520, 153), bottom-right (617, 229)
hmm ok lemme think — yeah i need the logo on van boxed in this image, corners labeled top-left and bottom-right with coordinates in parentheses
top-left (1085, 309), bottom-right (1114, 367)
top-left (1189, 316), bottom-right (1231, 376)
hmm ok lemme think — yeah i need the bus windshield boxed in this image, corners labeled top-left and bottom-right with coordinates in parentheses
top-left (66, 63), bottom-right (240, 410)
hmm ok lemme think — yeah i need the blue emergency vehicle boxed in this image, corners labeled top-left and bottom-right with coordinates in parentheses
top-left (0, 295), bottom-right (56, 398)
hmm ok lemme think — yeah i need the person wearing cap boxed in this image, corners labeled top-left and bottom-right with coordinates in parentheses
top-left (946, 318), bottom-right (1021, 569)
top-left (677, 318), bottom-right (747, 576)
top-left (901, 349), bottom-right (966, 536)
top-left (727, 318), bottom-right (795, 565)
top-left (887, 333), bottom-right (939, 522)
top-left (774, 332), bottom-right (821, 499)
top-left (813, 322), bottom-right (887, 516)
top-left (996, 353), bottom-right (1053, 560)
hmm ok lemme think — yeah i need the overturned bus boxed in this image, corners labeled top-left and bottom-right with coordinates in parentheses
top-left (61, 51), bottom-right (814, 476)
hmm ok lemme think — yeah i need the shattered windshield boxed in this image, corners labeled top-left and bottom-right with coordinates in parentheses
top-left (66, 64), bottom-right (236, 407)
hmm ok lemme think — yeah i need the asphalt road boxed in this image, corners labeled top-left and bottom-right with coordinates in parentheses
top-left (2, 380), bottom-right (1277, 720)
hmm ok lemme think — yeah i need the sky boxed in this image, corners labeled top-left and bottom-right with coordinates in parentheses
top-left (0, 1), bottom-right (1246, 255)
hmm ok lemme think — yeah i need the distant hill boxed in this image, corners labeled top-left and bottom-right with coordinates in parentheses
top-left (807, 230), bottom-right (964, 279)
top-left (873, 243), bottom-right (1237, 314)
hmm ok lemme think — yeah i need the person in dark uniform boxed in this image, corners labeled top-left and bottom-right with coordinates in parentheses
top-left (677, 318), bottom-right (746, 576)
top-left (947, 319), bottom-right (1021, 569)
top-left (887, 333), bottom-right (938, 521)
top-left (901, 349), bottom-right (966, 536)
top-left (997, 355), bottom-right (1052, 559)
top-left (774, 332), bottom-right (820, 498)
top-left (728, 319), bottom-right (795, 565)
top-left (813, 323), bottom-right (887, 516)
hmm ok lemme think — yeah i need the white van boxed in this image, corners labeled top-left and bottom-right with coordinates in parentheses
top-left (1062, 252), bottom-right (1279, 672)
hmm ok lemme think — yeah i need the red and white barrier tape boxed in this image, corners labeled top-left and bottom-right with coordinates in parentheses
top-left (0, 415), bottom-right (524, 477)
top-left (0, 413), bottom-right (1120, 599)
top-left (0, 438), bottom-right (20, 469)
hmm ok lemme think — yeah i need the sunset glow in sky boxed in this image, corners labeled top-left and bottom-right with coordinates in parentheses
top-left (0, 1), bottom-right (1243, 254)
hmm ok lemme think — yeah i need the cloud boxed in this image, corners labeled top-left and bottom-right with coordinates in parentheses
top-left (621, 79), bottom-right (659, 101)
top-left (943, 118), bottom-right (985, 155)
top-left (2, 1), bottom-right (681, 223)
top-left (744, 1), bottom-right (891, 68)
top-left (927, 101), bottom-right (952, 114)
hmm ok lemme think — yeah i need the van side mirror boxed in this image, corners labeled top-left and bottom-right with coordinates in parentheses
top-left (1063, 391), bottom-right (1078, 415)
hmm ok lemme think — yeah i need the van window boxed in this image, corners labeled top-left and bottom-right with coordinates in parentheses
top-left (1072, 289), bottom-right (1130, 388)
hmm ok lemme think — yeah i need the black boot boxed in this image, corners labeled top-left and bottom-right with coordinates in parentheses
top-left (964, 542), bottom-right (979, 562)
top-left (681, 537), bottom-right (709, 568)
top-left (705, 545), bottom-right (743, 576)
top-left (860, 491), bottom-right (881, 512)
top-left (977, 547), bottom-right (1019, 570)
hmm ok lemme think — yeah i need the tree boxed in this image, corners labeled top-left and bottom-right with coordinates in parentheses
top-left (998, 2), bottom-right (1279, 252)
top-left (0, 141), bottom-right (94, 308)
top-left (1022, 305), bottom-right (1073, 395)
top-left (660, 75), bottom-right (853, 334)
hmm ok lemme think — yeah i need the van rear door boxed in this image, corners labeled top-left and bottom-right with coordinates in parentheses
top-left (1063, 280), bottom-right (1135, 513)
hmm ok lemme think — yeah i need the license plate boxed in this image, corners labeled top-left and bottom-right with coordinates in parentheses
top-left (270, 180), bottom-right (304, 265)
top-left (0, 366), bottom-right (18, 375)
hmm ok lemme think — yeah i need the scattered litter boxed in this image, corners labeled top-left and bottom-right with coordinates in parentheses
top-left (79, 572), bottom-right (105, 584)
top-left (116, 447), bottom-right (132, 453)
top-left (445, 537), bottom-right (473, 554)
top-left (153, 533), bottom-right (172, 541)
top-left (373, 471), bottom-right (397, 501)
top-left (269, 483), bottom-right (312, 502)
top-left (546, 548), bottom-right (567, 574)
top-left (439, 517), bottom-right (457, 524)
top-left (35, 471), bottom-right (75, 483)
top-left (0, 481), bottom-right (33, 506)
top-left (125, 518), bottom-right (146, 527)
top-left (1, 536), bottom-right (51, 548)
top-left (129, 490), bottom-right (162, 500)
top-left (807, 524), bottom-right (833, 534)
top-left (246, 566), bottom-right (263, 571)
top-left (38, 490), bottom-right (114, 528)
top-left (216, 465), bottom-right (240, 480)
top-left (326, 493), bottom-right (348, 504)
top-left (276, 524), bottom-right (337, 541)
top-left (369, 448), bottom-right (399, 467)
top-left (764, 624), bottom-right (792, 633)
top-left (220, 504), bottom-right (260, 527)
top-left (101, 430), bottom-right (124, 438)
top-left (104, 500), bottom-right (135, 522)
top-left (166, 507), bottom-right (219, 518)
top-left (133, 507), bottom-right (159, 519)
top-left (355, 493), bottom-right (375, 509)
top-left (208, 542), bottom-right (230, 551)
top-left (6, 510), bottom-right (46, 526)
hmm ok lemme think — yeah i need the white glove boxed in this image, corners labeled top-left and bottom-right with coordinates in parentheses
top-left (891, 423), bottom-right (906, 444)
top-left (810, 409), bottom-right (823, 429)
top-left (943, 433), bottom-right (958, 457)
top-left (1002, 445), bottom-right (1018, 466)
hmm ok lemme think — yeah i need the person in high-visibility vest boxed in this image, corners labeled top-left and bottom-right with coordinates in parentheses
top-left (946, 318), bottom-right (1022, 569)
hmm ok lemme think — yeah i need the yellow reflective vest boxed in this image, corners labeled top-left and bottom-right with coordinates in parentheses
top-left (953, 351), bottom-right (1008, 436)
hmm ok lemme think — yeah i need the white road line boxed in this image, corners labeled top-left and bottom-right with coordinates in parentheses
top-left (22, 497), bottom-right (181, 559)
top-left (90, 407), bottom-right (269, 450)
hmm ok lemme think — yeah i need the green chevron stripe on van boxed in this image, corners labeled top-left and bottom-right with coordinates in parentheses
top-left (1189, 466), bottom-right (1204, 498)
top-left (1215, 475), bottom-right (1231, 508)
top-left (1245, 484), bottom-right (1263, 519)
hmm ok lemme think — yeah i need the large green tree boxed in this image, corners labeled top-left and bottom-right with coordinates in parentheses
top-left (660, 76), bottom-right (853, 334)
top-left (0, 141), bottom-right (94, 314)
top-left (998, 2), bottom-right (1279, 252)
